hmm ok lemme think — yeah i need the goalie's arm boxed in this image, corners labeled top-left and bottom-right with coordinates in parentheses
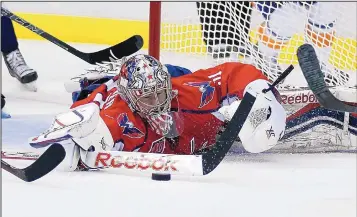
top-left (71, 76), bottom-right (119, 109)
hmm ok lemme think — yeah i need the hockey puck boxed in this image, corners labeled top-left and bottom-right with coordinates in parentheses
top-left (152, 173), bottom-right (171, 181)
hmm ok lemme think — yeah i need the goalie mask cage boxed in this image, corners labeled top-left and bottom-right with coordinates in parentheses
top-left (148, 2), bottom-right (357, 152)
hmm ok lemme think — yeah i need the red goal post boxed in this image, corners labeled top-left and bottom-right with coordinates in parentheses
top-left (149, 2), bottom-right (161, 60)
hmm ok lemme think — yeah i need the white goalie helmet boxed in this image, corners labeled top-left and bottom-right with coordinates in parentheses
top-left (117, 54), bottom-right (183, 137)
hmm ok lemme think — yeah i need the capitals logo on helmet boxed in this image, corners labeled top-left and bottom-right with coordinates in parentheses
top-left (185, 81), bottom-right (215, 108)
top-left (117, 113), bottom-right (144, 138)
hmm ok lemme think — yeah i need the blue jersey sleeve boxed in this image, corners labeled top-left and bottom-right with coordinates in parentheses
top-left (164, 64), bottom-right (192, 77)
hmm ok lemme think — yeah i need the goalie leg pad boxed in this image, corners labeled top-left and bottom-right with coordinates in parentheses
top-left (239, 79), bottom-right (286, 153)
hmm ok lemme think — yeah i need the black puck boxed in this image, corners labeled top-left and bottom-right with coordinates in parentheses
top-left (152, 173), bottom-right (171, 181)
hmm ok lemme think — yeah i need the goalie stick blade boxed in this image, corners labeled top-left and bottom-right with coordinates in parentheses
top-left (88, 35), bottom-right (144, 64)
top-left (1, 143), bottom-right (66, 182)
top-left (297, 44), bottom-right (357, 113)
top-left (202, 92), bottom-right (256, 175)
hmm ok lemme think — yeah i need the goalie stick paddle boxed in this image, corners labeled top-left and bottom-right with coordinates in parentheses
top-left (1, 7), bottom-right (143, 64)
top-left (297, 44), bottom-right (357, 113)
top-left (201, 92), bottom-right (255, 175)
top-left (1, 143), bottom-right (66, 182)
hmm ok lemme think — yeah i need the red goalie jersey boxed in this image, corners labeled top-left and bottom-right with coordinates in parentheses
top-left (71, 62), bottom-right (267, 155)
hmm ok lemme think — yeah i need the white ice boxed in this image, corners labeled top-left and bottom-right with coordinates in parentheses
top-left (2, 40), bottom-right (356, 217)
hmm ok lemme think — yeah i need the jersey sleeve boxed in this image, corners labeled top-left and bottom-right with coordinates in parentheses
top-left (172, 62), bottom-right (268, 111)
top-left (219, 62), bottom-right (268, 100)
top-left (193, 62), bottom-right (268, 101)
top-left (165, 64), bottom-right (192, 77)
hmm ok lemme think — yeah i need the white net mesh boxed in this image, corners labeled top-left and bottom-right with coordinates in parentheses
top-left (160, 2), bottom-right (357, 89)
top-left (158, 2), bottom-right (357, 152)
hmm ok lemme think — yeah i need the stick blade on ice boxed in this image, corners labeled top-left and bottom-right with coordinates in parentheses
top-left (1, 143), bottom-right (66, 182)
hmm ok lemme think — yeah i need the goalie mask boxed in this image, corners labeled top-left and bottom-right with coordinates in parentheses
top-left (117, 54), bottom-right (183, 138)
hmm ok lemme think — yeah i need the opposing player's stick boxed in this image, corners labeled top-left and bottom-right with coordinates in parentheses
top-left (297, 44), bottom-right (357, 113)
top-left (1, 7), bottom-right (143, 64)
top-left (1, 143), bottom-right (65, 182)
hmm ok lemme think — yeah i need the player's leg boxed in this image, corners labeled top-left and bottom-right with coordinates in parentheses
top-left (1, 16), bottom-right (38, 85)
top-left (305, 2), bottom-right (352, 86)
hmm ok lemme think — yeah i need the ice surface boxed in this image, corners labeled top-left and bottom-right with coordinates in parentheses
top-left (2, 40), bottom-right (356, 217)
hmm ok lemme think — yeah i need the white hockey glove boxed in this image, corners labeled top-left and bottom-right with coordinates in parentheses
top-left (219, 79), bottom-right (286, 153)
top-left (29, 103), bottom-right (114, 171)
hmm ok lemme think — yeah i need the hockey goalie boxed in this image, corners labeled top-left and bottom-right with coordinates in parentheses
top-left (29, 54), bottom-right (286, 171)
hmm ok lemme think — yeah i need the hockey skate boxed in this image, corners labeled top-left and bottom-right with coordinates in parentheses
top-left (1, 110), bottom-right (11, 119)
top-left (3, 49), bottom-right (38, 92)
top-left (1, 94), bottom-right (11, 119)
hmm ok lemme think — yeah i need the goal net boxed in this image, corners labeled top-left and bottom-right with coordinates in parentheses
top-left (148, 2), bottom-right (357, 152)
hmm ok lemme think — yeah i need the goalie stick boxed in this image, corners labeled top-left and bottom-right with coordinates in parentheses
top-left (1, 93), bottom-right (256, 176)
top-left (1, 143), bottom-right (65, 182)
top-left (81, 66), bottom-right (294, 175)
top-left (78, 92), bottom-right (256, 176)
top-left (1, 7), bottom-right (143, 64)
top-left (297, 44), bottom-right (357, 113)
